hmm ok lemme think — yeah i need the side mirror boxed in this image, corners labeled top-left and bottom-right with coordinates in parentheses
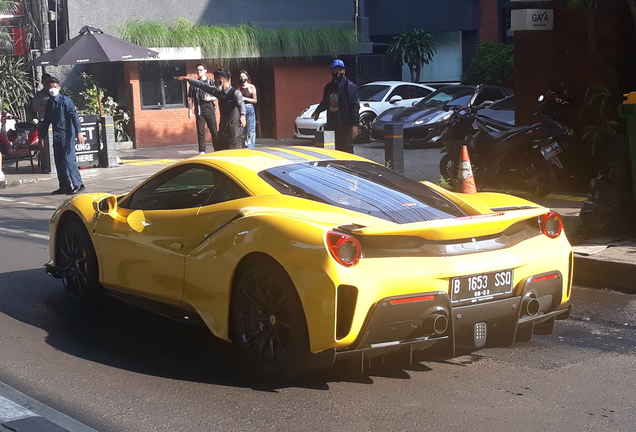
top-left (93, 195), bottom-right (118, 215)
top-left (389, 95), bottom-right (403, 104)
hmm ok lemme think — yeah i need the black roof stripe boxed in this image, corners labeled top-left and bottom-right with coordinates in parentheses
top-left (285, 147), bottom-right (335, 160)
top-left (253, 148), bottom-right (311, 162)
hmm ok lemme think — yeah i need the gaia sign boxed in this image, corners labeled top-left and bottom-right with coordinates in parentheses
top-left (511, 9), bottom-right (554, 31)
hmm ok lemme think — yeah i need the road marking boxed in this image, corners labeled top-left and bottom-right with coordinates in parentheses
top-left (17, 201), bottom-right (41, 206)
top-left (120, 159), bottom-right (177, 166)
top-left (28, 233), bottom-right (50, 240)
top-left (0, 394), bottom-right (34, 422)
top-left (0, 227), bottom-right (23, 234)
top-left (0, 227), bottom-right (49, 240)
top-left (0, 197), bottom-right (16, 202)
top-left (545, 194), bottom-right (587, 202)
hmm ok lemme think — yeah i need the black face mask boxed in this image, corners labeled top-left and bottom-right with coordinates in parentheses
top-left (239, 78), bottom-right (247, 84)
top-left (332, 72), bottom-right (345, 82)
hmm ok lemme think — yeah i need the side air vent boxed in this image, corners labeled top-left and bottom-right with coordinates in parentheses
top-left (336, 285), bottom-right (358, 339)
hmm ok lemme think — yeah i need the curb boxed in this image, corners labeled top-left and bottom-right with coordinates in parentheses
top-left (573, 256), bottom-right (636, 294)
top-left (0, 176), bottom-right (55, 189)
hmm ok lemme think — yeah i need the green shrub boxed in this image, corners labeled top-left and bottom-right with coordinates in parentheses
top-left (462, 41), bottom-right (514, 85)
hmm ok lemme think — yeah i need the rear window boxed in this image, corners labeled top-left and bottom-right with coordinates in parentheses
top-left (259, 161), bottom-right (464, 224)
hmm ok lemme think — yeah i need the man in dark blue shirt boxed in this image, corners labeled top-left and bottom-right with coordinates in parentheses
top-left (39, 77), bottom-right (86, 195)
top-left (312, 59), bottom-right (360, 153)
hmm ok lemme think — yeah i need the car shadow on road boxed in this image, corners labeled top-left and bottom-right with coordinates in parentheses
top-left (2, 268), bottom-right (629, 392)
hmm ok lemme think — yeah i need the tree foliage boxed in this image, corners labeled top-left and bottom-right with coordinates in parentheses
top-left (461, 41), bottom-right (514, 85)
top-left (0, 1), bottom-right (20, 53)
top-left (387, 28), bottom-right (436, 83)
top-left (0, 55), bottom-right (35, 114)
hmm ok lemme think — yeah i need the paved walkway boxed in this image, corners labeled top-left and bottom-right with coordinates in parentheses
top-left (1, 138), bottom-right (634, 293)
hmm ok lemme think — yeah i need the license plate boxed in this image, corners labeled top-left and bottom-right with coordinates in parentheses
top-left (540, 142), bottom-right (562, 160)
top-left (450, 269), bottom-right (514, 304)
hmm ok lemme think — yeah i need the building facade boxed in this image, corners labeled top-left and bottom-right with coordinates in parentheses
top-left (5, 0), bottom-right (506, 146)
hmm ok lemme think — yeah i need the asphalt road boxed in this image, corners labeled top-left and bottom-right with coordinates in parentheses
top-left (0, 148), bottom-right (634, 432)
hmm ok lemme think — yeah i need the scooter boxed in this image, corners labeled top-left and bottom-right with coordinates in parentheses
top-left (0, 111), bottom-right (40, 169)
top-left (438, 85), bottom-right (577, 196)
top-left (438, 102), bottom-right (560, 196)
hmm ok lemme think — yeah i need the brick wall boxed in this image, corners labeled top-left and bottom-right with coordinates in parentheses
top-left (125, 61), bottom-right (220, 148)
top-left (479, 0), bottom-right (499, 42)
top-left (272, 61), bottom-right (329, 139)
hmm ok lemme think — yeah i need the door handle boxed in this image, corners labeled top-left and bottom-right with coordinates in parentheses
top-left (170, 242), bottom-right (184, 250)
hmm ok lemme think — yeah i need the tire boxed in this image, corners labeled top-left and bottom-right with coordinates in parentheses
top-left (57, 220), bottom-right (101, 305)
top-left (230, 262), bottom-right (310, 381)
top-left (439, 153), bottom-right (457, 179)
top-left (356, 114), bottom-right (376, 143)
top-left (514, 151), bottom-right (556, 196)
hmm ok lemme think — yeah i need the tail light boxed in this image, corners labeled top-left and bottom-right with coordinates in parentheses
top-left (539, 211), bottom-right (563, 238)
top-left (327, 231), bottom-right (361, 267)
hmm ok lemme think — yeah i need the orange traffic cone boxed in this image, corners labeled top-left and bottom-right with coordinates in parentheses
top-left (457, 145), bottom-right (477, 194)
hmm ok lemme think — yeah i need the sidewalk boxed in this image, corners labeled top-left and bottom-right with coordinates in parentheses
top-left (1, 138), bottom-right (634, 294)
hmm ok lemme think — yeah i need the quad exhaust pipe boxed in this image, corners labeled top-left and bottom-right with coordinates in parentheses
top-left (423, 313), bottom-right (449, 335)
top-left (523, 298), bottom-right (541, 316)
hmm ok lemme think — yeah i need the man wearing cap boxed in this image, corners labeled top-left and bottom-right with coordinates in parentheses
top-left (312, 59), bottom-right (360, 153)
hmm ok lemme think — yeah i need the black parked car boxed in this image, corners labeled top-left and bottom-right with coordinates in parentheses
top-left (371, 84), bottom-right (513, 144)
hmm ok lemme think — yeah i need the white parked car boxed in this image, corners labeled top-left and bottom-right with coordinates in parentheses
top-left (294, 81), bottom-right (435, 142)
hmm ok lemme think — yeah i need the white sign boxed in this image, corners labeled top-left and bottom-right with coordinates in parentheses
top-left (511, 9), bottom-right (554, 31)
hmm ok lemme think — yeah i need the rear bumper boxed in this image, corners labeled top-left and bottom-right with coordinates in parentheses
top-left (333, 270), bottom-right (570, 361)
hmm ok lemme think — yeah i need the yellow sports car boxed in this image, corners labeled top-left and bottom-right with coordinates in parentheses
top-left (45, 147), bottom-right (572, 379)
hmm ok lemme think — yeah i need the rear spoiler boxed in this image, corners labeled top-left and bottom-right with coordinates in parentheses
top-left (351, 208), bottom-right (547, 241)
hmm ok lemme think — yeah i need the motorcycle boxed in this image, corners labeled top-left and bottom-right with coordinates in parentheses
top-left (438, 85), bottom-right (575, 196)
top-left (0, 111), bottom-right (40, 169)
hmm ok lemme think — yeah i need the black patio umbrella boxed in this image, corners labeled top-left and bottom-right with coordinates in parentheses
top-left (29, 25), bottom-right (158, 65)
top-left (28, 26), bottom-right (158, 114)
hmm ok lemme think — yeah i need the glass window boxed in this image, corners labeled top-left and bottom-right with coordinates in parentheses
top-left (475, 88), bottom-right (506, 105)
top-left (260, 161), bottom-right (464, 224)
top-left (139, 61), bottom-right (187, 109)
top-left (388, 85), bottom-right (432, 101)
top-left (358, 85), bottom-right (390, 102)
top-left (120, 164), bottom-right (248, 211)
top-left (416, 86), bottom-right (473, 108)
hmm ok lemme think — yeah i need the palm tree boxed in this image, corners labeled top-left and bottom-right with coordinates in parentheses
top-left (388, 28), bottom-right (436, 83)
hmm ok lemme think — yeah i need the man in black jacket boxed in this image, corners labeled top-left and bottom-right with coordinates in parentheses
top-left (188, 63), bottom-right (217, 154)
top-left (175, 68), bottom-right (246, 151)
top-left (312, 59), bottom-right (360, 153)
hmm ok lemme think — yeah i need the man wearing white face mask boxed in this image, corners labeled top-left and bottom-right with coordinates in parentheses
top-left (39, 76), bottom-right (86, 195)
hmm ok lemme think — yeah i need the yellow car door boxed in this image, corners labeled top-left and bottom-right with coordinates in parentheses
top-left (95, 206), bottom-right (200, 303)
top-left (94, 163), bottom-right (221, 303)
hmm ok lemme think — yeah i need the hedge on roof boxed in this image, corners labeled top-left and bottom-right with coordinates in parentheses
top-left (117, 18), bottom-right (359, 59)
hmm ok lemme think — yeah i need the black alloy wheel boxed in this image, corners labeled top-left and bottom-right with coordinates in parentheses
top-left (57, 220), bottom-right (101, 305)
top-left (356, 114), bottom-right (376, 143)
top-left (511, 151), bottom-right (556, 196)
top-left (230, 262), bottom-right (309, 380)
top-left (439, 153), bottom-right (459, 189)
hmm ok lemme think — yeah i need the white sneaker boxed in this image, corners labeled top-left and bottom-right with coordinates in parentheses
top-left (199, 151), bottom-right (206, 155)
top-left (0, 171), bottom-right (5, 180)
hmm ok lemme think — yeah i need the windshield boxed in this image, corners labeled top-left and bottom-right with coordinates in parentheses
top-left (415, 86), bottom-right (473, 108)
top-left (259, 161), bottom-right (464, 224)
top-left (358, 84), bottom-right (391, 102)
